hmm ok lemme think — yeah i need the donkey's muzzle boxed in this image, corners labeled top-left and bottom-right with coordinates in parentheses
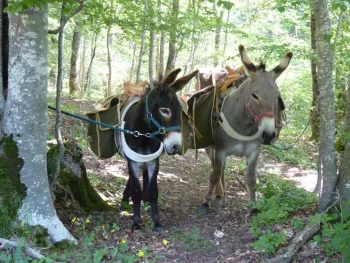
top-left (261, 130), bottom-right (276, 145)
top-left (164, 131), bottom-right (182, 155)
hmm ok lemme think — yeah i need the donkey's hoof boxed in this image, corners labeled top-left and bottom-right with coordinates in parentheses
top-left (198, 203), bottom-right (209, 215)
top-left (154, 224), bottom-right (163, 233)
top-left (132, 223), bottom-right (141, 230)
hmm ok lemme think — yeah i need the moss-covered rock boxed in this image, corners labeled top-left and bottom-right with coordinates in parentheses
top-left (0, 135), bottom-right (26, 237)
top-left (47, 141), bottom-right (113, 212)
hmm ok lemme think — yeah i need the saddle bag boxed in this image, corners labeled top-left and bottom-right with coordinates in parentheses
top-left (86, 95), bottom-right (120, 159)
top-left (180, 86), bottom-right (216, 155)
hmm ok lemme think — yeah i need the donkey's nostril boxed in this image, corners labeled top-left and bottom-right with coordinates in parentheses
top-left (172, 144), bottom-right (180, 152)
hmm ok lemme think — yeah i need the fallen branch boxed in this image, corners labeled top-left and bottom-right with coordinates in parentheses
top-left (0, 238), bottom-right (45, 260)
top-left (268, 223), bottom-right (320, 263)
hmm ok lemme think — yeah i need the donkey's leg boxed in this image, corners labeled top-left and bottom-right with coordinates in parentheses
top-left (146, 159), bottom-right (162, 232)
top-left (201, 150), bottom-right (226, 212)
top-left (214, 159), bottom-right (227, 206)
top-left (128, 160), bottom-right (143, 230)
top-left (245, 148), bottom-right (261, 203)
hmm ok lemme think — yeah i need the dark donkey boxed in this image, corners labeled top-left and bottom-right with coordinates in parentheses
top-left (200, 46), bottom-right (292, 212)
top-left (119, 69), bottom-right (198, 231)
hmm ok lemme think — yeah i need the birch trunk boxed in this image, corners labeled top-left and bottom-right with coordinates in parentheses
top-left (3, 6), bottom-right (76, 244)
top-left (136, 27), bottom-right (146, 83)
top-left (313, 0), bottom-right (337, 212)
top-left (69, 28), bottom-right (81, 95)
top-left (165, 0), bottom-right (179, 75)
top-left (214, 6), bottom-right (224, 67)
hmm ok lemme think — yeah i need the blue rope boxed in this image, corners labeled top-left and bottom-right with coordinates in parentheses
top-left (48, 105), bottom-right (136, 136)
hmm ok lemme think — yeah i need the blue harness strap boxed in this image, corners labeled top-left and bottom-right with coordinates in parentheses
top-left (145, 94), bottom-right (181, 138)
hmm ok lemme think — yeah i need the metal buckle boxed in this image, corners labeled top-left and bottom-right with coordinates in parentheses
top-left (159, 127), bottom-right (166, 134)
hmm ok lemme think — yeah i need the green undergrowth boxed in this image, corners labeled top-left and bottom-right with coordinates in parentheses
top-left (249, 173), bottom-right (317, 255)
top-left (310, 199), bottom-right (350, 262)
top-left (266, 129), bottom-right (317, 169)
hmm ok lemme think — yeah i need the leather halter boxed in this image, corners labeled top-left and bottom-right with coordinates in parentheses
top-left (145, 92), bottom-right (181, 138)
top-left (245, 80), bottom-right (276, 126)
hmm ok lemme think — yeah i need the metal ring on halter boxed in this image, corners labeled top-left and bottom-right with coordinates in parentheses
top-left (134, 131), bottom-right (140, 137)
top-left (146, 133), bottom-right (151, 137)
top-left (159, 127), bottom-right (166, 134)
top-left (147, 112), bottom-right (152, 118)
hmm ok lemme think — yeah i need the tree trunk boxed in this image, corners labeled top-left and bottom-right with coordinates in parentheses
top-left (106, 27), bottom-right (113, 97)
top-left (52, 2), bottom-right (66, 196)
top-left (149, 29), bottom-right (155, 84)
top-left (165, 0), bottom-right (179, 75)
top-left (136, 27), bottom-right (146, 83)
top-left (80, 36), bottom-right (86, 97)
top-left (183, 0), bottom-right (198, 77)
top-left (337, 74), bottom-right (350, 202)
top-left (3, 5), bottom-right (76, 244)
top-left (313, 0), bottom-right (337, 213)
top-left (214, 4), bottom-right (224, 67)
top-left (159, 30), bottom-right (165, 77)
top-left (69, 28), bottom-right (81, 95)
top-left (83, 33), bottom-right (97, 96)
top-left (310, 12), bottom-right (320, 141)
top-left (222, 9), bottom-right (230, 67)
top-left (0, 0), bottom-right (8, 140)
top-left (129, 43), bottom-right (137, 82)
top-left (0, 0), bottom-right (4, 140)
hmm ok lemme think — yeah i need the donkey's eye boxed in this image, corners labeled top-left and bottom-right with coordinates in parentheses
top-left (252, 93), bottom-right (259, 100)
top-left (159, 108), bottom-right (171, 117)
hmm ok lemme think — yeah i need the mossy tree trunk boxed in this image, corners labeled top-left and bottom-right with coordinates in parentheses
top-left (2, 6), bottom-right (76, 244)
top-left (47, 141), bottom-right (113, 213)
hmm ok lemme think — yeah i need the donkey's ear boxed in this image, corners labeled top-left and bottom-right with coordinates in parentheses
top-left (169, 69), bottom-right (199, 93)
top-left (239, 45), bottom-right (257, 75)
top-left (161, 68), bottom-right (182, 87)
top-left (269, 52), bottom-right (293, 79)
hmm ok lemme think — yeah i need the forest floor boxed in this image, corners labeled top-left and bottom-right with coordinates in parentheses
top-left (49, 98), bottom-right (321, 263)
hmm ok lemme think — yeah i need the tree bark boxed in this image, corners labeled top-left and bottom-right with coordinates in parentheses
top-left (165, 0), bottom-right (179, 75)
top-left (136, 0), bottom-right (148, 84)
top-left (0, 0), bottom-right (8, 140)
top-left (310, 11), bottom-right (320, 141)
top-left (69, 28), bottom-right (81, 95)
top-left (337, 74), bottom-right (350, 202)
top-left (0, 0), bottom-right (4, 140)
top-left (313, 0), bottom-right (337, 213)
top-left (107, 27), bottom-right (113, 97)
top-left (3, 5), bottom-right (76, 244)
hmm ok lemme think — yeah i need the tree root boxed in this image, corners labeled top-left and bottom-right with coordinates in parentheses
top-left (268, 223), bottom-right (320, 263)
top-left (0, 238), bottom-right (45, 260)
